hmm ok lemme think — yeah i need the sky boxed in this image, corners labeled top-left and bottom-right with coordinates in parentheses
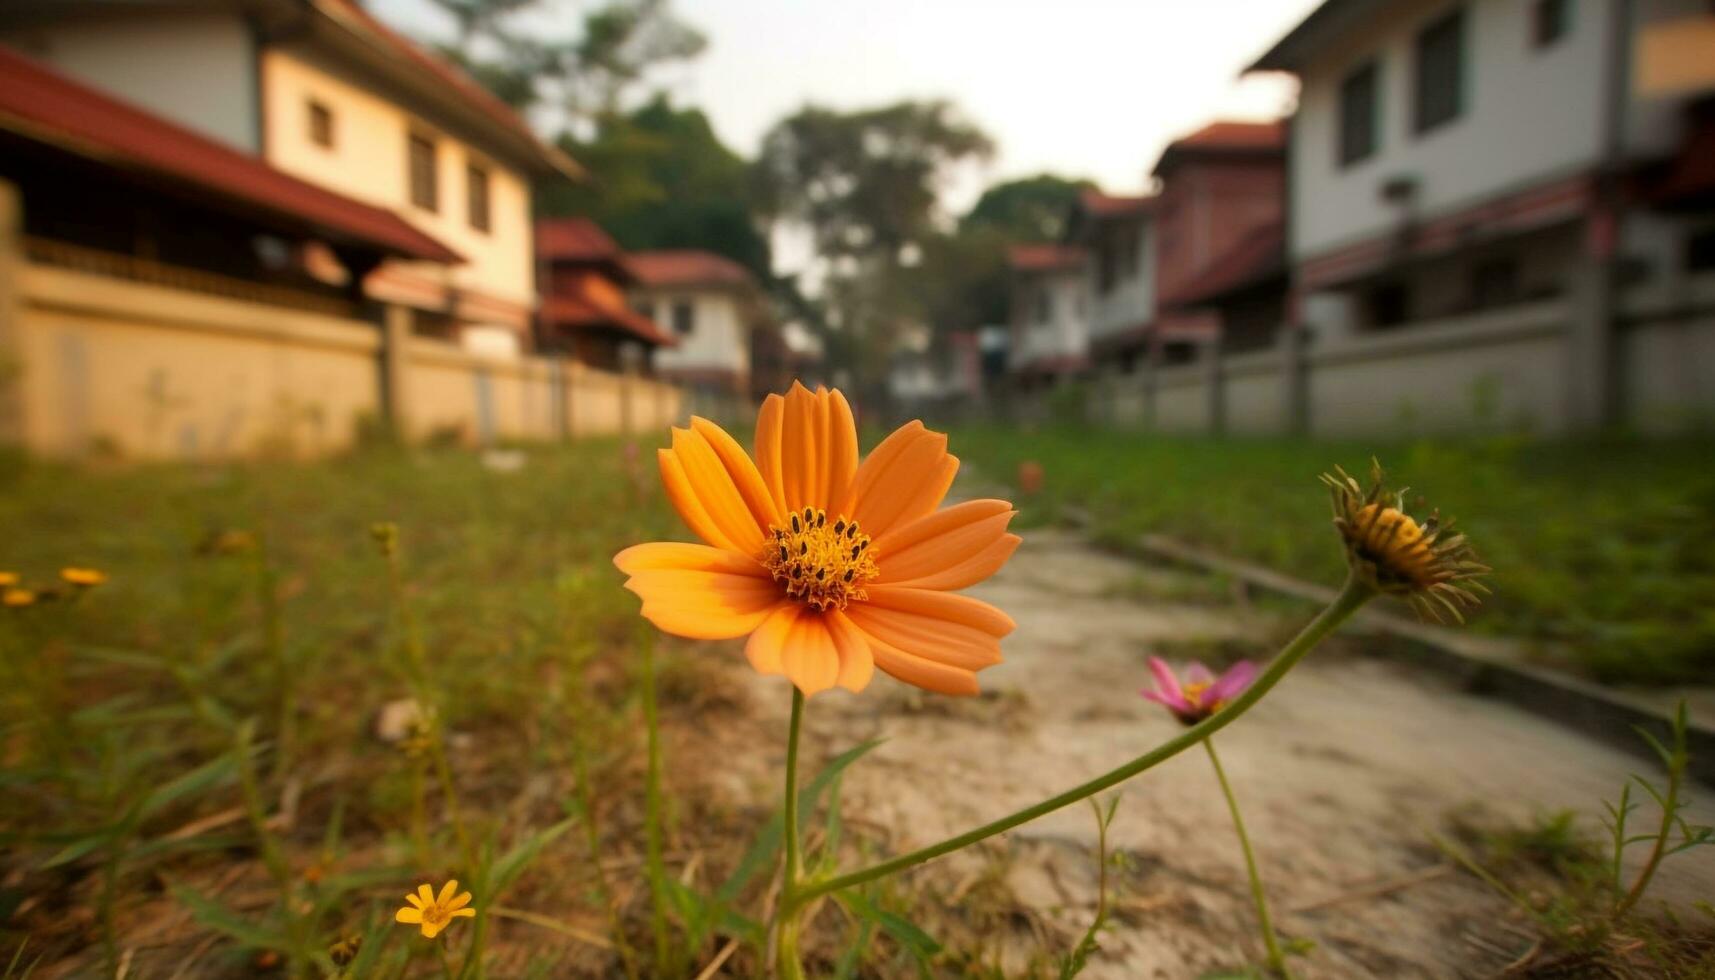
top-left (369, 0), bottom-right (1320, 210)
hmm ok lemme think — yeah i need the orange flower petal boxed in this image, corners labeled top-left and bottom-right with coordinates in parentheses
top-left (845, 423), bottom-right (959, 537)
top-left (668, 426), bottom-right (768, 555)
top-left (416, 884), bottom-right (436, 906)
top-left (820, 390), bottom-right (858, 515)
top-left (423, 919), bottom-right (447, 939)
top-left (745, 603), bottom-right (801, 676)
top-left (862, 629), bottom-right (980, 696)
top-left (438, 881), bottom-right (459, 905)
top-left (691, 416), bottom-right (781, 535)
top-left (873, 507), bottom-right (1018, 585)
top-left (886, 535), bottom-right (1021, 592)
top-left (451, 907), bottom-right (476, 919)
top-left (447, 891), bottom-right (473, 911)
top-left (872, 499), bottom-right (1013, 555)
top-left (825, 609), bottom-right (875, 693)
top-left (659, 449), bottom-right (741, 552)
top-left (623, 569), bottom-right (785, 639)
top-left (846, 587), bottom-right (1013, 671)
top-left (780, 609), bottom-right (841, 696)
top-left (396, 907), bottom-right (423, 924)
top-left (405, 893), bottom-right (425, 909)
top-left (614, 542), bottom-right (767, 578)
top-left (754, 392), bottom-right (788, 512)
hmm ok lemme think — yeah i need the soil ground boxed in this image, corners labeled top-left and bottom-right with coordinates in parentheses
top-left (686, 528), bottom-right (1715, 979)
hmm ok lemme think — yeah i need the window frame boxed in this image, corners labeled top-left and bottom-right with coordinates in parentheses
top-left (1337, 60), bottom-right (1382, 167)
top-left (466, 160), bottom-right (491, 233)
top-left (670, 300), bottom-right (696, 336)
top-left (408, 131), bottom-right (439, 213)
top-left (1531, 0), bottom-right (1571, 49)
top-left (307, 98), bottom-right (334, 149)
top-left (1413, 7), bottom-right (1468, 136)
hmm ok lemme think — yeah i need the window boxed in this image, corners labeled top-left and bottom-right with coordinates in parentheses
top-left (1338, 62), bottom-right (1380, 166)
top-left (466, 162), bottom-right (491, 233)
top-left (307, 99), bottom-right (334, 148)
top-left (633, 300), bottom-right (657, 322)
top-left (408, 132), bottom-right (438, 212)
top-left (1532, 0), bottom-right (1570, 48)
top-left (1366, 282), bottom-right (1411, 328)
top-left (671, 300), bottom-right (695, 336)
top-left (1687, 226), bottom-right (1715, 272)
top-left (1471, 257), bottom-right (1521, 308)
top-left (1414, 9), bottom-right (1466, 134)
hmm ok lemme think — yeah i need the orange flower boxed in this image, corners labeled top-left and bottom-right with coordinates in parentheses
top-left (615, 383), bottom-right (1021, 697)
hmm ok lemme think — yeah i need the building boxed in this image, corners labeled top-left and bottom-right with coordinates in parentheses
top-left (1066, 191), bottom-right (1157, 374)
top-left (1006, 244), bottom-right (1091, 386)
top-left (0, 0), bottom-right (579, 351)
top-left (0, 45), bottom-right (462, 456)
top-left (627, 250), bottom-right (770, 401)
top-left (1149, 121), bottom-right (1287, 363)
top-left (534, 218), bottom-right (676, 372)
top-left (1251, 0), bottom-right (1715, 432)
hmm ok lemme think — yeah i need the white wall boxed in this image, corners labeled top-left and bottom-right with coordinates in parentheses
top-left (1090, 221), bottom-right (1155, 341)
top-left (638, 288), bottom-right (749, 376)
top-left (1012, 269), bottom-right (1091, 369)
top-left (2, 9), bottom-right (258, 151)
top-left (1291, 0), bottom-right (1607, 260)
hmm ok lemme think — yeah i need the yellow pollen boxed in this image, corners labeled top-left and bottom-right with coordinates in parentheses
top-left (1352, 503), bottom-right (1438, 587)
top-left (761, 507), bottom-right (879, 613)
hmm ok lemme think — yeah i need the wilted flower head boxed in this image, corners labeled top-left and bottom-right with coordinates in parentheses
top-left (1141, 656), bottom-right (1258, 725)
top-left (329, 935), bottom-right (363, 966)
top-left (370, 522), bottom-right (399, 557)
top-left (1322, 460), bottom-right (1489, 621)
top-left (396, 880), bottom-right (474, 939)
top-left (615, 382), bottom-right (1021, 698)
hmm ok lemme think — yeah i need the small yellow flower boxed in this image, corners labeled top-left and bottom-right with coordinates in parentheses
top-left (60, 567), bottom-right (106, 588)
top-left (1322, 460), bottom-right (1489, 621)
top-left (2, 588), bottom-right (36, 608)
top-left (395, 880), bottom-right (475, 939)
top-left (0, 572), bottom-right (18, 587)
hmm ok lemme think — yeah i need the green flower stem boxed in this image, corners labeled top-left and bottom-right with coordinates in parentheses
top-left (791, 573), bottom-right (1373, 907)
top-left (639, 628), bottom-right (673, 974)
top-left (1205, 738), bottom-right (1289, 977)
top-left (775, 687), bottom-right (808, 980)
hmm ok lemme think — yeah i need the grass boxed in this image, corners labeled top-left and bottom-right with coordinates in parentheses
top-left (0, 441), bottom-right (690, 976)
top-left (947, 425), bottom-right (1715, 684)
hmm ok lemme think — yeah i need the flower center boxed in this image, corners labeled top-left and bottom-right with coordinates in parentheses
top-left (424, 904), bottom-right (451, 927)
top-left (1182, 680), bottom-right (1212, 708)
top-left (1351, 503), bottom-right (1438, 588)
top-left (762, 507), bottom-right (879, 613)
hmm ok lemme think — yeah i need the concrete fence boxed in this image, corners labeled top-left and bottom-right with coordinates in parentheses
top-left (1081, 281), bottom-right (1715, 438)
top-left (0, 234), bottom-right (683, 461)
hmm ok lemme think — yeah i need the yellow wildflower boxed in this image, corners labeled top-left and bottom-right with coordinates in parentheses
top-left (2, 588), bottom-right (36, 608)
top-left (395, 880), bottom-right (475, 939)
top-left (60, 567), bottom-right (107, 588)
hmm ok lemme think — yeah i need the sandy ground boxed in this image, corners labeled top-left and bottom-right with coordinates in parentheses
top-left (690, 528), bottom-right (1715, 979)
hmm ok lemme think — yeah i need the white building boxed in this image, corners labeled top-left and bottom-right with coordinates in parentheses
top-left (1006, 244), bottom-right (1091, 385)
top-left (627, 250), bottom-right (767, 398)
top-left (1066, 191), bottom-right (1158, 373)
top-left (1250, 0), bottom-right (1715, 432)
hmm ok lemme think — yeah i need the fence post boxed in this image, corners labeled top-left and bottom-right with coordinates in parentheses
top-left (0, 179), bottom-right (24, 449)
top-left (1203, 338), bottom-right (1225, 436)
top-left (379, 303), bottom-right (413, 440)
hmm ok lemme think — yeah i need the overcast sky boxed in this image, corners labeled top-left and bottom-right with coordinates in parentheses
top-left (369, 0), bottom-right (1319, 209)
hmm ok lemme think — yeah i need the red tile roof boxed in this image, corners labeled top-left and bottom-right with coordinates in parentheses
top-left (1153, 120), bottom-right (1286, 175)
top-left (314, 0), bottom-right (579, 179)
top-left (535, 218), bottom-right (623, 263)
top-left (1079, 190), bottom-right (1155, 219)
top-left (541, 293), bottom-right (677, 347)
top-left (1160, 222), bottom-right (1286, 309)
top-left (0, 44), bottom-right (460, 264)
top-left (627, 250), bottom-right (757, 290)
top-left (1008, 243), bottom-right (1087, 272)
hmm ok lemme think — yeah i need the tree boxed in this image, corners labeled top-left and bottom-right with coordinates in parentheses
top-left (962, 173), bottom-right (1094, 242)
top-left (752, 101), bottom-right (994, 382)
top-left (539, 95), bottom-right (771, 279)
top-left (425, 0), bottom-right (705, 121)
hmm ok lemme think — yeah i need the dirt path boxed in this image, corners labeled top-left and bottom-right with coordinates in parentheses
top-left (689, 528), bottom-right (1714, 978)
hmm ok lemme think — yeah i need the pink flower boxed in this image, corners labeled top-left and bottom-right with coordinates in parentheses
top-left (1140, 656), bottom-right (1258, 726)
